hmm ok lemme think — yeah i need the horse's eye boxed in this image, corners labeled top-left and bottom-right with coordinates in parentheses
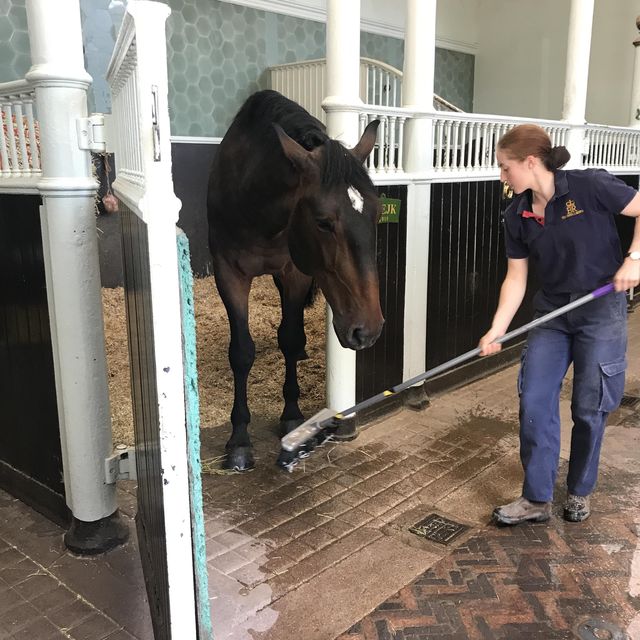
top-left (316, 218), bottom-right (334, 232)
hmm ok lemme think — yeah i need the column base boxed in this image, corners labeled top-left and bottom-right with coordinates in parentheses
top-left (64, 509), bottom-right (129, 555)
top-left (332, 416), bottom-right (357, 441)
top-left (404, 384), bottom-right (431, 411)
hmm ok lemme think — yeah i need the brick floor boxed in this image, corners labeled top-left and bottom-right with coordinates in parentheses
top-left (337, 460), bottom-right (640, 640)
top-left (0, 527), bottom-right (137, 639)
top-left (0, 307), bottom-right (638, 639)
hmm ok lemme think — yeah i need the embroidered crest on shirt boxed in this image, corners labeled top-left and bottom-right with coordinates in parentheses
top-left (562, 199), bottom-right (584, 220)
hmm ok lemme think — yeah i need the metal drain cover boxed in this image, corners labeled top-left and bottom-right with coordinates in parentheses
top-left (575, 618), bottom-right (629, 639)
top-left (408, 513), bottom-right (469, 545)
top-left (620, 394), bottom-right (640, 410)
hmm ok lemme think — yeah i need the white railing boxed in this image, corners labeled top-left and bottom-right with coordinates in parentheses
top-left (270, 59), bottom-right (327, 122)
top-left (0, 79), bottom-right (41, 184)
top-left (584, 124), bottom-right (640, 171)
top-left (107, 36), bottom-right (145, 194)
top-left (360, 57), bottom-right (402, 109)
top-left (359, 106), bottom-right (408, 175)
top-left (356, 106), bottom-right (571, 181)
top-left (269, 57), bottom-right (463, 124)
top-left (359, 57), bottom-right (464, 113)
top-left (271, 56), bottom-right (640, 181)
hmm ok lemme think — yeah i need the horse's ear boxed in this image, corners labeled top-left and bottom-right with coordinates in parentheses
top-left (351, 119), bottom-right (380, 163)
top-left (273, 123), bottom-right (315, 174)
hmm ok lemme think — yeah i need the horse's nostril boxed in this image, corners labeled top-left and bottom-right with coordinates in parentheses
top-left (349, 326), bottom-right (368, 349)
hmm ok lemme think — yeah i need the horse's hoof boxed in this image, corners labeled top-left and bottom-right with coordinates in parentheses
top-left (279, 418), bottom-right (304, 437)
top-left (332, 417), bottom-right (358, 441)
top-left (223, 447), bottom-right (255, 471)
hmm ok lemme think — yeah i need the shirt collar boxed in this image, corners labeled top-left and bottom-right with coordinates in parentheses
top-left (515, 170), bottom-right (569, 217)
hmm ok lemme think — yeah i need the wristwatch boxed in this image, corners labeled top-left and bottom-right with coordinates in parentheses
top-left (627, 250), bottom-right (640, 260)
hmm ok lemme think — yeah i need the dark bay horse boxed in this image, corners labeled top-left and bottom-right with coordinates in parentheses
top-left (207, 90), bottom-right (383, 470)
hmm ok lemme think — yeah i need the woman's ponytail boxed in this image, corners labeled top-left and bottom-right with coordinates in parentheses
top-left (544, 146), bottom-right (571, 171)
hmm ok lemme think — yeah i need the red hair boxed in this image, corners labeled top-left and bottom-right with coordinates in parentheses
top-left (497, 124), bottom-right (570, 170)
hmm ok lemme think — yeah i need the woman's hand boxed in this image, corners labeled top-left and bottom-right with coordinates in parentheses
top-left (478, 328), bottom-right (505, 356)
top-left (613, 258), bottom-right (640, 292)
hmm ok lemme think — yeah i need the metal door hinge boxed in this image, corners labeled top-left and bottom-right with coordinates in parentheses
top-left (77, 114), bottom-right (107, 152)
top-left (104, 444), bottom-right (137, 484)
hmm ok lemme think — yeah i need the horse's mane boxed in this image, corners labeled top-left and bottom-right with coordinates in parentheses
top-left (234, 90), bottom-right (374, 191)
top-left (320, 140), bottom-right (374, 191)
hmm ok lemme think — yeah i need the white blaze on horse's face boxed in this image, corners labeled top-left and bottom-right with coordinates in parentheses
top-left (347, 186), bottom-right (364, 214)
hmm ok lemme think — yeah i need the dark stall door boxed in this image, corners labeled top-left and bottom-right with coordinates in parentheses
top-left (0, 194), bottom-right (67, 525)
top-left (426, 181), bottom-right (536, 385)
top-left (356, 185), bottom-right (407, 407)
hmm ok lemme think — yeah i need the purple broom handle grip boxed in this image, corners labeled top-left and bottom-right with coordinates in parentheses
top-left (591, 282), bottom-right (615, 298)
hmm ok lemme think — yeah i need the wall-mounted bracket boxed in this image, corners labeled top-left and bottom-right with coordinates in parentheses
top-left (77, 113), bottom-right (107, 152)
top-left (104, 445), bottom-right (137, 484)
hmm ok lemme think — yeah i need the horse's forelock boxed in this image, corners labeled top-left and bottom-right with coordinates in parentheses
top-left (320, 139), bottom-right (374, 193)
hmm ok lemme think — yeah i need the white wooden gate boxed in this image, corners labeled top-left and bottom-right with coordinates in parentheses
top-left (105, 2), bottom-right (211, 637)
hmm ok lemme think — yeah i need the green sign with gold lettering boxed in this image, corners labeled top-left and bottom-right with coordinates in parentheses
top-left (379, 194), bottom-right (401, 223)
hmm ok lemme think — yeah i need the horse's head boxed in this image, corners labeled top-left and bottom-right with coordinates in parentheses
top-left (274, 120), bottom-right (384, 350)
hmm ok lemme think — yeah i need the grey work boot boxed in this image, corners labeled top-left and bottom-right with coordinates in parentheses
top-left (493, 496), bottom-right (552, 525)
top-left (563, 494), bottom-right (590, 522)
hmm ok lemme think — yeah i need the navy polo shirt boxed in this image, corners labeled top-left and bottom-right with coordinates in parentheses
top-left (503, 169), bottom-right (637, 294)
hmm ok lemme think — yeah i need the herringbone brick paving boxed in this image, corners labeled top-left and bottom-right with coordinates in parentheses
top-left (338, 460), bottom-right (640, 639)
top-left (334, 306), bottom-right (640, 640)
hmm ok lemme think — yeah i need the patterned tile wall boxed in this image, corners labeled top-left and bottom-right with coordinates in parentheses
top-left (435, 48), bottom-right (475, 112)
top-left (2, 0), bottom-right (475, 135)
top-left (0, 0), bottom-right (29, 83)
top-left (80, 0), bottom-right (126, 115)
top-left (361, 31), bottom-right (404, 71)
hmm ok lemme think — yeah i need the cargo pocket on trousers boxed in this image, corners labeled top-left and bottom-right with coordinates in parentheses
top-left (598, 359), bottom-right (627, 412)
top-left (517, 345), bottom-right (528, 397)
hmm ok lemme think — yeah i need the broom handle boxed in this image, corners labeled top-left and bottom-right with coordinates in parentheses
top-left (281, 283), bottom-right (616, 452)
top-left (333, 283), bottom-right (616, 419)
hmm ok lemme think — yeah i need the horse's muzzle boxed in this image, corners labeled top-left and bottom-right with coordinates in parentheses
top-left (343, 320), bottom-right (384, 350)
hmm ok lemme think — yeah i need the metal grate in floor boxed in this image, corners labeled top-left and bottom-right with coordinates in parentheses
top-left (408, 513), bottom-right (469, 545)
top-left (620, 394), bottom-right (640, 410)
top-left (575, 618), bottom-right (627, 640)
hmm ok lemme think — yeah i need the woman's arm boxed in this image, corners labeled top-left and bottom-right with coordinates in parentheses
top-left (615, 193), bottom-right (640, 292)
top-left (479, 257), bottom-right (528, 356)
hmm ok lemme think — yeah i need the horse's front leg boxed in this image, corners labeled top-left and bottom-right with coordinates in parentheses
top-left (273, 269), bottom-right (313, 438)
top-left (214, 262), bottom-right (255, 471)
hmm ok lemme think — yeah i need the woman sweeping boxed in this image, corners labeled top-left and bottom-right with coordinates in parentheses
top-left (479, 124), bottom-right (640, 525)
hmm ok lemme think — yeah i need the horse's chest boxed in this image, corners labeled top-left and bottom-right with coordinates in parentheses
top-left (225, 238), bottom-right (291, 277)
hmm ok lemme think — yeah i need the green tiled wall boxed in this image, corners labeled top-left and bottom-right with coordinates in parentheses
top-left (2, 0), bottom-right (475, 135)
top-left (435, 48), bottom-right (474, 112)
top-left (0, 0), bottom-right (30, 83)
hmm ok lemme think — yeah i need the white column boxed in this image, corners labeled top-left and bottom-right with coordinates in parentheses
top-left (630, 16), bottom-right (640, 128)
top-left (561, 0), bottom-right (594, 168)
top-left (323, 0), bottom-right (362, 147)
top-left (402, 0), bottom-right (436, 385)
top-left (323, 0), bottom-right (362, 413)
top-left (25, 1), bottom-right (118, 529)
top-left (403, 0), bottom-right (436, 172)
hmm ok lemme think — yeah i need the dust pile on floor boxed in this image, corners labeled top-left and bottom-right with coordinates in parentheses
top-left (102, 275), bottom-right (327, 445)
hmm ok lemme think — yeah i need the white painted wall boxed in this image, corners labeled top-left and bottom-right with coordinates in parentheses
top-left (474, 0), bottom-right (640, 125)
top-left (225, 0), bottom-right (480, 51)
top-left (474, 0), bottom-right (570, 119)
top-left (588, 0), bottom-right (639, 125)
top-left (360, 0), bottom-right (479, 52)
